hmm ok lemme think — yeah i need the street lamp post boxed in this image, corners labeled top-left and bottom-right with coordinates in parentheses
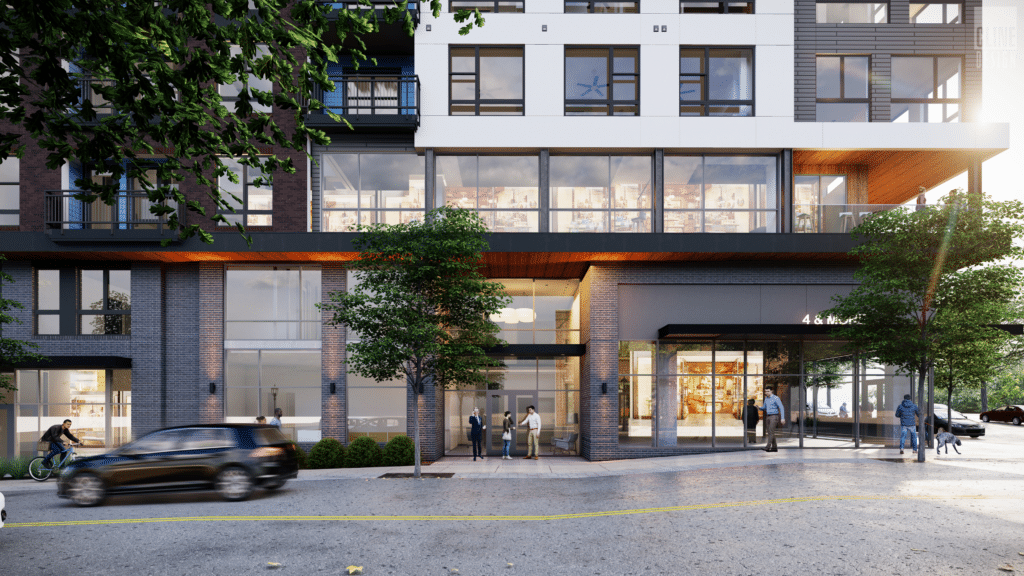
top-left (271, 387), bottom-right (279, 412)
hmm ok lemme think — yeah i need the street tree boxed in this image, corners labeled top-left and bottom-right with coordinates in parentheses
top-left (0, 0), bottom-right (483, 244)
top-left (0, 255), bottom-right (47, 395)
top-left (821, 191), bottom-right (1024, 462)
top-left (320, 207), bottom-right (511, 477)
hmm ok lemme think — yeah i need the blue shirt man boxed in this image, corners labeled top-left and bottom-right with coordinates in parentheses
top-left (757, 388), bottom-right (785, 452)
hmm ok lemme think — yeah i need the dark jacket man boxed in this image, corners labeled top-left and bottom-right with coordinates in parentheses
top-left (743, 399), bottom-right (760, 430)
top-left (895, 398), bottom-right (921, 427)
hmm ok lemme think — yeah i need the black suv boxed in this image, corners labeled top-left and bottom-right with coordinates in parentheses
top-left (58, 424), bottom-right (299, 507)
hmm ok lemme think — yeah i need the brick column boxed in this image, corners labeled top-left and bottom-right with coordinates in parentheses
top-left (198, 263), bottom-right (224, 423)
top-left (321, 263), bottom-right (346, 443)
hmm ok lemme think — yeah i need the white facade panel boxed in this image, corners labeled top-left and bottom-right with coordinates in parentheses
top-left (754, 14), bottom-right (795, 46)
top-left (640, 44), bottom-right (679, 118)
top-left (755, 0), bottom-right (796, 14)
top-left (416, 43), bottom-right (450, 118)
top-left (755, 45), bottom-right (795, 118)
top-left (676, 118), bottom-right (757, 148)
top-left (820, 123), bottom-right (1010, 150)
top-left (526, 45), bottom-right (564, 117)
top-left (755, 117), bottom-right (824, 148)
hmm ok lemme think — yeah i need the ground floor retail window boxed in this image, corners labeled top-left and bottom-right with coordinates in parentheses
top-left (444, 357), bottom-right (580, 457)
top-left (224, 350), bottom-right (321, 443)
top-left (348, 371), bottom-right (407, 443)
top-left (618, 340), bottom-right (909, 449)
top-left (7, 369), bottom-right (131, 458)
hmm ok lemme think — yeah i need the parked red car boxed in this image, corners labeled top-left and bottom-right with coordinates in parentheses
top-left (979, 405), bottom-right (1024, 425)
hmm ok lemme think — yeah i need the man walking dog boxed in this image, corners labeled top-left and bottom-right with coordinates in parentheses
top-left (895, 394), bottom-right (921, 455)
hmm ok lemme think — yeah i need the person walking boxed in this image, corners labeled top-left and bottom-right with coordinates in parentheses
top-left (501, 410), bottom-right (515, 459)
top-left (519, 405), bottom-right (541, 459)
top-left (255, 416), bottom-right (266, 424)
top-left (757, 387), bottom-right (785, 452)
top-left (269, 407), bottom-right (283, 431)
top-left (41, 419), bottom-right (80, 468)
top-left (742, 398), bottom-right (759, 444)
top-left (895, 393), bottom-right (921, 455)
top-left (469, 408), bottom-right (485, 461)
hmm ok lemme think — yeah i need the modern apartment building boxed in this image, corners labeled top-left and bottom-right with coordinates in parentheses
top-left (0, 0), bottom-right (1006, 461)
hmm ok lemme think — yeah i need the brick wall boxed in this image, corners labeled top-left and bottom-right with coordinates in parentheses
top-left (163, 263), bottom-right (202, 429)
top-left (321, 263), bottom-right (346, 442)
top-left (198, 263), bottom-right (224, 424)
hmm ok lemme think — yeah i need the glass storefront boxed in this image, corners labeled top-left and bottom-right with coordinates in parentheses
top-left (348, 370), bottom-right (407, 443)
top-left (619, 339), bottom-right (908, 449)
top-left (444, 357), bottom-right (580, 456)
top-left (488, 278), bottom-right (580, 344)
top-left (11, 369), bottom-right (131, 457)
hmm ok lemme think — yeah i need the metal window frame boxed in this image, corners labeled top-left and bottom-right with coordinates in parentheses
top-left (909, 2), bottom-right (963, 24)
top-left (564, 46), bottom-right (641, 116)
top-left (814, 1), bottom-right (889, 24)
top-left (564, 1), bottom-right (640, 13)
top-left (662, 153), bottom-right (780, 233)
top-left (449, 0), bottom-right (525, 12)
top-left (436, 154), bottom-right (542, 231)
top-left (0, 158), bottom-right (17, 224)
top-left (680, 1), bottom-right (754, 14)
top-left (815, 55), bottom-right (871, 120)
top-left (449, 45), bottom-right (526, 116)
top-left (678, 46), bottom-right (755, 117)
top-left (890, 56), bottom-right (963, 122)
top-left (320, 152), bottom-right (426, 232)
top-left (216, 159), bottom-right (273, 226)
top-left (77, 269), bottom-right (132, 336)
top-left (548, 153), bottom-right (654, 232)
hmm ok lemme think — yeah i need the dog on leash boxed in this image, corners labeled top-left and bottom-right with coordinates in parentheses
top-left (935, 432), bottom-right (962, 455)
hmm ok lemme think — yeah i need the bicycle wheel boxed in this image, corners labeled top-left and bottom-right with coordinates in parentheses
top-left (28, 457), bottom-right (52, 481)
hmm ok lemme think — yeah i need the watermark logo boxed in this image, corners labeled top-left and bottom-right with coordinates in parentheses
top-left (975, 7), bottom-right (1018, 70)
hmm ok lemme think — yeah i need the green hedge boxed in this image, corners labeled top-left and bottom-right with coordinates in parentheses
top-left (382, 435), bottom-right (415, 466)
top-left (308, 438), bottom-right (346, 469)
top-left (345, 436), bottom-right (383, 468)
top-left (289, 442), bottom-right (308, 469)
top-left (1, 456), bottom-right (32, 480)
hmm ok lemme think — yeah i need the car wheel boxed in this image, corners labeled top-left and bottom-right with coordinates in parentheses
top-left (1013, 417), bottom-right (1021, 426)
top-left (68, 473), bottom-right (106, 507)
top-left (262, 478), bottom-right (286, 490)
top-left (216, 466), bottom-right (254, 501)
top-left (969, 435), bottom-right (981, 439)
top-left (981, 415), bottom-right (989, 422)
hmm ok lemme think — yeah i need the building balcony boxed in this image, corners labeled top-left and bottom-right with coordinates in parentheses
top-left (792, 203), bottom-right (938, 234)
top-left (319, 2), bottom-right (420, 27)
top-left (44, 190), bottom-right (182, 242)
top-left (306, 74), bottom-right (420, 132)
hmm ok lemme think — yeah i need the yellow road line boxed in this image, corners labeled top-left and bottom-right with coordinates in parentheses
top-left (5, 494), bottom-right (996, 528)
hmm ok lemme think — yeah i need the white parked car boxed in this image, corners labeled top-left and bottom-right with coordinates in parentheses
top-left (806, 403), bottom-right (840, 417)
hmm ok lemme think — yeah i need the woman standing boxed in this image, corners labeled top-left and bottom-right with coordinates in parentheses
top-left (502, 411), bottom-right (515, 460)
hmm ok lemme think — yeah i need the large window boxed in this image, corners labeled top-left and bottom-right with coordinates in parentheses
top-left (549, 155), bottom-right (652, 232)
top-left (664, 155), bottom-right (778, 233)
top-left (348, 369), bottom-right (407, 443)
top-left (224, 266), bottom-right (321, 341)
top-left (816, 55), bottom-right (870, 122)
top-left (13, 369), bottom-right (131, 457)
top-left (815, 2), bottom-right (887, 23)
top-left (450, 0), bottom-right (524, 12)
top-left (565, 1), bottom-right (639, 12)
top-left (219, 44), bottom-right (272, 114)
top-left (910, 3), bottom-right (961, 24)
top-left (564, 47), bottom-right (639, 116)
top-left (218, 158), bottom-right (272, 226)
top-left (321, 153), bottom-right (425, 231)
top-left (488, 279), bottom-right (580, 344)
top-left (36, 269), bottom-right (131, 336)
top-left (793, 175), bottom-right (848, 233)
top-left (679, 47), bottom-right (754, 117)
top-left (437, 155), bottom-right (539, 232)
top-left (891, 56), bottom-right (961, 123)
top-left (224, 350), bottom-right (322, 443)
top-left (681, 1), bottom-right (753, 13)
top-left (0, 156), bottom-right (18, 226)
top-left (449, 46), bottom-right (524, 116)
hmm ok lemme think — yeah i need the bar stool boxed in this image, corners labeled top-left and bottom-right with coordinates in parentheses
top-left (839, 212), bottom-right (856, 232)
top-left (795, 213), bottom-right (813, 232)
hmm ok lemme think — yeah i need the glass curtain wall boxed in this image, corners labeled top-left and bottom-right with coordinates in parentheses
top-left (664, 155), bottom-right (778, 233)
top-left (793, 175), bottom-right (848, 233)
top-left (437, 155), bottom-right (540, 232)
top-left (444, 357), bottom-right (580, 456)
top-left (347, 369), bottom-right (407, 443)
top-left (321, 153), bottom-right (425, 231)
top-left (619, 339), bottom-right (902, 449)
top-left (224, 350), bottom-right (322, 443)
top-left (225, 266), bottom-right (321, 340)
top-left (550, 155), bottom-right (653, 232)
top-left (13, 369), bottom-right (131, 457)
top-left (488, 279), bottom-right (580, 344)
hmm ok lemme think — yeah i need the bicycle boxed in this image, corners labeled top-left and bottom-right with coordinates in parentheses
top-left (28, 444), bottom-right (78, 481)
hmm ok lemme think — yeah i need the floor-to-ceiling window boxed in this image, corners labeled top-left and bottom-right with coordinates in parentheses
top-left (224, 266), bottom-right (322, 443)
top-left (11, 369), bottom-right (131, 457)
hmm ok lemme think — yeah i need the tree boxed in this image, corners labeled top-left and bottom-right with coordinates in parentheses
top-left (0, 0), bottom-right (483, 244)
top-left (320, 207), bottom-right (511, 477)
top-left (0, 255), bottom-right (47, 395)
top-left (821, 191), bottom-right (1024, 462)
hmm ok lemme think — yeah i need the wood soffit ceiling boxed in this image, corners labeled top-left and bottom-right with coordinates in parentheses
top-left (794, 149), bottom-right (1003, 206)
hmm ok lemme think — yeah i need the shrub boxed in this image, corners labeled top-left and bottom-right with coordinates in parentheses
top-left (5, 456), bottom-right (32, 480)
top-left (382, 435), bottom-right (415, 466)
top-left (289, 442), bottom-right (309, 469)
top-left (345, 436), bottom-right (383, 468)
top-left (307, 438), bottom-right (346, 469)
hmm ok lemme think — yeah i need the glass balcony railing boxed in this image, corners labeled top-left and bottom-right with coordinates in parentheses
top-left (792, 203), bottom-right (935, 233)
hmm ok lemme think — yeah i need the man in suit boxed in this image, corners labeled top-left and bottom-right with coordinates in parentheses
top-left (469, 408), bottom-right (485, 461)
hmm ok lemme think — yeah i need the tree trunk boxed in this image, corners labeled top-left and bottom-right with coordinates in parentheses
top-left (980, 383), bottom-right (987, 413)
top-left (413, 386), bottom-right (421, 478)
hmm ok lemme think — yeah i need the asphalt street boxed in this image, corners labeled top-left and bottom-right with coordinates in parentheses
top-left (1, 421), bottom-right (1022, 576)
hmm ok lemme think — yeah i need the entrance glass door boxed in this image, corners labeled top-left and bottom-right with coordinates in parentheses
top-left (487, 392), bottom-right (537, 457)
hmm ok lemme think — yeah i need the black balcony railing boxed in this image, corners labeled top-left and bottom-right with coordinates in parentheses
top-left (45, 190), bottom-right (182, 240)
top-left (318, 2), bottom-right (420, 26)
top-left (75, 76), bottom-right (117, 116)
top-left (307, 74), bottom-right (420, 131)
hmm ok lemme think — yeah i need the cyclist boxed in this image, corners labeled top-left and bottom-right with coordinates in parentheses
top-left (41, 419), bottom-right (80, 468)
